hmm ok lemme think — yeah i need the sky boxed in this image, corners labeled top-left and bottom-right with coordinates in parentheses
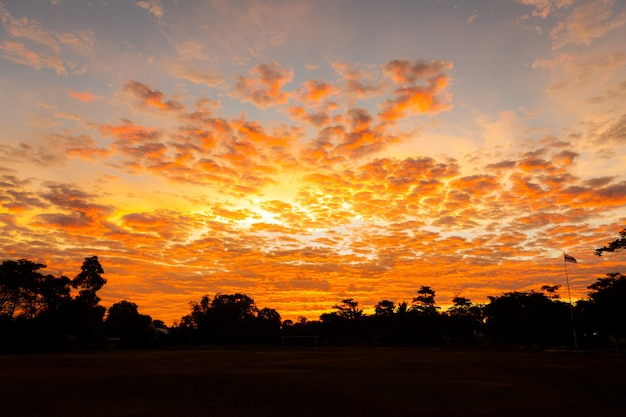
top-left (1, 0), bottom-right (626, 325)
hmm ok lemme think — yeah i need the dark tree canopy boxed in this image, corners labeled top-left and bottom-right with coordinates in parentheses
top-left (176, 293), bottom-right (281, 344)
top-left (485, 291), bottom-right (571, 348)
top-left (332, 298), bottom-right (363, 320)
top-left (595, 228), bottom-right (626, 256)
top-left (585, 273), bottom-right (626, 339)
top-left (105, 300), bottom-right (153, 347)
top-left (412, 286), bottom-right (439, 314)
top-left (72, 256), bottom-right (106, 305)
top-left (374, 299), bottom-right (396, 316)
top-left (448, 296), bottom-right (473, 316)
top-left (0, 259), bottom-right (71, 319)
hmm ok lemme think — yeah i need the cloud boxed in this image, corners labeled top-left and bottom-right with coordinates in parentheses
top-left (588, 80), bottom-right (626, 104)
top-left (121, 210), bottom-right (200, 241)
top-left (550, 0), bottom-right (626, 49)
top-left (136, 0), bottom-right (164, 19)
top-left (601, 114), bottom-right (626, 144)
top-left (232, 62), bottom-right (293, 109)
top-left (31, 182), bottom-right (114, 233)
top-left (288, 106), bottom-right (331, 128)
top-left (0, 40), bottom-right (65, 74)
top-left (380, 59), bottom-right (453, 122)
top-left (516, 0), bottom-right (574, 19)
top-left (297, 79), bottom-right (339, 107)
top-left (171, 64), bottom-right (225, 87)
top-left (0, 141), bottom-right (65, 167)
top-left (68, 90), bottom-right (95, 102)
top-left (99, 120), bottom-right (162, 143)
top-left (273, 276), bottom-right (330, 291)
top-left (385, 59), bottom-right (453, 85)
top-left (99, 120), bottom-right (169, 169)
top-left (332, 60), bottom-right (385, 100)
top-left (44, 133), bottom-right (110, 161)
top-left (532, 51), bottom-right (626, 92)
top-left (123, 81), bottom-right (184, 112)
top-left (0, 3), bottom-right (93, 74)
top-left (326, 108), bottom-right (399, 160)
top-left (0, 176), bottom-right (48, 212)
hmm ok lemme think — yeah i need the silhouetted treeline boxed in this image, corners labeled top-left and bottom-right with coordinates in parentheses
top-left (0, 257), bottom-right (165, 352)
top-left (166, 277), bottom-right (625, 350)
top-left (1, 229), bottom-right (625, 352)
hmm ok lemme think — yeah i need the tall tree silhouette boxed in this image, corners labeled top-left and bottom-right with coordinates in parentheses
top-left (412, 286), bottom-right (439, 314)
top-left (65, 256), bottom-right (107, 347)
top-left (72, 256), bottom-right (106, 305)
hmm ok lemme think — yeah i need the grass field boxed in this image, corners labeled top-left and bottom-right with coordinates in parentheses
top-left (1, 347), bottom-right (624, 416)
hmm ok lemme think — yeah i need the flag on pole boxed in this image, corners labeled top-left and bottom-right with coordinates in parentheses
top-left (564, 254), bottom-right (577, 263)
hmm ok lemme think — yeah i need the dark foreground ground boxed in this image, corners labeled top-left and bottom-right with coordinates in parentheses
top-left (1, 347), bottom-right (625, 417)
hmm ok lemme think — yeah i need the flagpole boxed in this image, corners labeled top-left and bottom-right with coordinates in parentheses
top-left (563, 253), bottom-right (578, 348)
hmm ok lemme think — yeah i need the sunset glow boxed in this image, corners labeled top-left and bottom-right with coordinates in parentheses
top-left (1, 0), bottom-right (625, 325)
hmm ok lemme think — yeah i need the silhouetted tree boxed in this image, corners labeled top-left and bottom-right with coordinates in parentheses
top-left (485, 291), bottom-right (570, 349)
top-left (374, 299), bottom-right (395, 316)
top-left (370, 299), bottom-right (398, 344)
top-left (105, 300), bottom-right (153, 347)
top-left (333, 298), bottom-right (363, 320)
top-left (72, 256), bottom-right (106, 305)
top-left (177, 293), bottom-right (264, 344)
top-left (541, 285), bottom-right (561, 299)
top-left (396, 301), bottom-right (409, 315)
top-left (61, 256), bottom-right (107, 347)
top-left (409, 286), bottom-right (441, 343)
top-left (444, 296), bottom-right (485, 343)
top-left (0, 259), bottom-right (71, 320)
top-left (412, 286), bottom-right (439, 315)
top-left (0, 259), bottom-right (74, 352)
top-left (316, 299), bottom-right (365, 344)
top-left (595, 228), bottom-right (626, 256)
top-left (584, 273), bottom-right (626, 345)
top-left (257, 307), bottom-right (282, 343)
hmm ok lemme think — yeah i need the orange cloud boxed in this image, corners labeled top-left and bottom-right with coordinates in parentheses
top-left (288, 106), bottom-right (331, 127)
top-left (384, 59), bottom-right (453, 85)
top-left (123, 81), bottom-right (184, 112)
top-left (379, 77), bottom-right (452, 122)
top-left (68, 90), bottom-right (95, 102)
top-left (233, 62), bottom-right (293, 109)
top-left (0, 4), bottom-right (92, 74)
top-left (99, 120), bottom-right (162, 143)
top-left (382, 60), bottom-right (453, 119)
top-left (298, 79), bottom-right (339, 106)
top-left (516, 0), bottom-right (573, 19)
top-left (0, 40), bottom-right (65, 74)
top-left (29, 182), bottom-right (114, 234)
top-left (332, 60), bottom-right (385, 100)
